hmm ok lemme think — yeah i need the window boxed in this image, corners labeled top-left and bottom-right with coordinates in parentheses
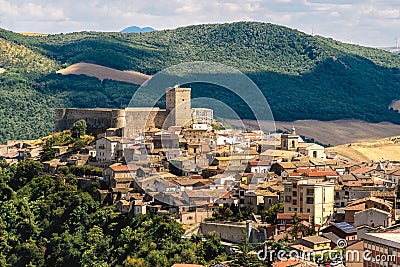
top-left (291, 140), bottom-right (295, 148)
top-left (306, 197), bottom-right (314, 204)
top-left (292, 191), bottom-right (297, 197)
top-left (288, 207), bottom-right (291, 211)
top-left (313, 151), bottom-right (317, 158)
top-left (306, 189), bottom-right (314, 196)
top-left (285, 196), bottom-right (292, 202)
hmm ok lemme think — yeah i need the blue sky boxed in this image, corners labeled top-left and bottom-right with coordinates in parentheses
top-left (0, 0), bottom-right (399, 47)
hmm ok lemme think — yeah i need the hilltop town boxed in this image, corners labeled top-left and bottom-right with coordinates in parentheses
top-left (1, 85), bottom-right (400, 267)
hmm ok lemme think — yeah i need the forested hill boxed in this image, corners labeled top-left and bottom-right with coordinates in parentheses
top-left (1, 21), bottom-right (400, 141)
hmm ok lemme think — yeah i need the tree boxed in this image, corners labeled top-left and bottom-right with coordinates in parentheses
top-left (71, 120), bottom-right (87, 139)
top-left (9, 160), bottom-right (43, 190)
top-left (80, 225), bottom-right (111, 267)
top-left (290, 213), bottom-right (301, 240)
top-left (260, 202), bottom-right (283, 224)
top-left (202, 232), bottom-right (225, 262)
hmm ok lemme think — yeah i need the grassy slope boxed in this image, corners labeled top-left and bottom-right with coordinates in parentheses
top-left (332, 136), bottom-right (400, 161)
top-left (1, 22), bottom-right (400, 141)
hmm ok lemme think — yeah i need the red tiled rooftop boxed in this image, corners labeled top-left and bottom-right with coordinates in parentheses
top-left (110, 165), bottom-right (139, 172)
top-left (248, 161), bottom-right (271, 166)
top-left (307, 171), bottom-right (337, 177)
top-left (351, 167), bottom-right (374, 175)
top-left (277, 213), bottom-right (311, 220)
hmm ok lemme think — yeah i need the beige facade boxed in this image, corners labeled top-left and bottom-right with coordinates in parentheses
top-left (165, 86), bottom-right (191, 128)
top-left (354, 208), bottom-right (392, 228)
top-left (283, 179), bottom-right (335, 226)
top-left (305, 144), bottom-right (326, 160)
top-left (281, 127), bottom-right (299, 151)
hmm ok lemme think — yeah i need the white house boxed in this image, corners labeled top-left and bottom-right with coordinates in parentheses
top-left (247, 161), bottom-right (271, 173)
top-left (96, 137), bottom-right (120, 162)
top-left (133, 202), bottom-right (147, 215)
top-left (96, 136), bottom-right (137, 163)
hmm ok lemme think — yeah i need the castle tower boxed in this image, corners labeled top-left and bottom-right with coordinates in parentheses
top-left (165, 85), bottom-right (191, 127)
top-left (281, 126), bottom-right (299, 151)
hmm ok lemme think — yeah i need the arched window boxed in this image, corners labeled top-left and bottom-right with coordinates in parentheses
top-left (291, 140), bottom-right (295, 148)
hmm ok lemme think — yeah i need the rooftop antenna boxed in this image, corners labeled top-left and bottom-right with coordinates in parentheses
top-left (311, 27), bottom-right (314, 36)
top-left (396, 38), bottom-right (399, 49)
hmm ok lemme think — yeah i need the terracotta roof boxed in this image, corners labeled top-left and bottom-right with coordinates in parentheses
top-left (109, 165), bottom-right (131, 172)
top-left (276, 162), bottom-right (297, 169)
top-left (307, 171), bottom-right (337, 177)
top-left (343, 181), bottom-right (364, 187)
top-left (344, 203), bottom-right (365, 211)
top-left (274, 231), bottom-right (291, 241)
top-left (351, 167), bottom-right (374, 174)
top-left (293, 161), bottom-right (315, 168)
top-left (184, 189), bottom-right (228, 198)
top-left (347, 196), bottom-right (392, 208)
top-left (254, 190), bottom-right (278, 197)
top-left (248, 161), bottom-right (271, 166)
top-left (371, 191), bottom-right (396, 198)
top-left (340, 174), bottom-right (357, 182)
top-left (173, 179), bottom-right (210, 186)
top-left (301, 235), bottom-right (331, 244)
top-left (277, 213), bottom-right (310, 220)
top-left (273, 259), bottom-right (313, 267)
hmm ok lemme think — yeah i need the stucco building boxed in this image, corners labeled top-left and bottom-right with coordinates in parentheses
top-left (283, 179), bottom-right (335, 226)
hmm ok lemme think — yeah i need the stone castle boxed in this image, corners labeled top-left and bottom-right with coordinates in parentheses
top-left (55, 86), bottom-right (213, 136)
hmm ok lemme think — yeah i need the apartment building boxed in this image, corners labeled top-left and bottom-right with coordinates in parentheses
top-left (283, 179), bottom-right (335, 226)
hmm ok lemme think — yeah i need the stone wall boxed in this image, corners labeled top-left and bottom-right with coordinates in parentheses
top-left (200, 221), bottom-right (268, 244)
top-left (123, 107), bottom-right (168, 137)
top-left (55, 108), bottom-right (125, 134)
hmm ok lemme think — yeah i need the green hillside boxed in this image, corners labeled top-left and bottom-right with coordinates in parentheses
top-left (1, 22), bottom-right (400, 141)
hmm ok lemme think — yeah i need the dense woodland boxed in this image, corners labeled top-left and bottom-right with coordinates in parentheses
top-left (1, 21), bottom-right (400, 141)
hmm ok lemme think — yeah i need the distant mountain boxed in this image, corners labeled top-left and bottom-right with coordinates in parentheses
top-left (1, 21), bottom-right (400, 141)
top-left (120, 26), bottom-right (154, 33)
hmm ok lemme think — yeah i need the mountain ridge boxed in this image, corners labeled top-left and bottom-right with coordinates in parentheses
top-left (120, 26), bottom-right (155, 33)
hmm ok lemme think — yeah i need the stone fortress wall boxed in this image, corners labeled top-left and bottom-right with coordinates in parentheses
top-left (54, 86), bottom-right (199, 137)
top-left (55, 108), bottom-right (126, 135)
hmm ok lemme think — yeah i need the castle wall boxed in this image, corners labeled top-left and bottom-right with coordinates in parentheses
top-left (123, 108), bottom-right (169, 137)
top-left (55, 86), bottom-right (193, 136)
top-left (55, 108), bottom-right (125, 134)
